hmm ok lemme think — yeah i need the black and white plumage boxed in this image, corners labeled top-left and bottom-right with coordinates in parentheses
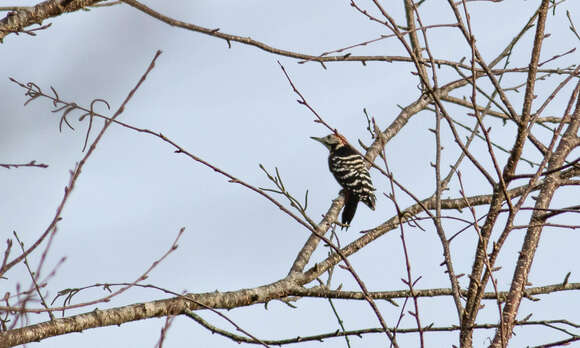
top-left (311, 134), bottom-right (376, 227)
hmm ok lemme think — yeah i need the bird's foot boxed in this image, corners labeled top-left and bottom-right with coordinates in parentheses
top-left (334, 220), bottom-right (350, 230)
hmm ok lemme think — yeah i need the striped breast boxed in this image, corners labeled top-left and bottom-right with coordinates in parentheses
top-left (328, 146), bottom-right (376, 210)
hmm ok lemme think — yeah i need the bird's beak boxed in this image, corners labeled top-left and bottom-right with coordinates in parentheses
top-left (310, 136), bottom-right (324, 143)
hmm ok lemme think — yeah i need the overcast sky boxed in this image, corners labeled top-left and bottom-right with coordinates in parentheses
top-left (1, 1), bottom-right (579, 347)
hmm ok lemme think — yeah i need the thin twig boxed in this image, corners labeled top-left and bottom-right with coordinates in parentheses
top-left (0, 50), bottom-right (163, 278)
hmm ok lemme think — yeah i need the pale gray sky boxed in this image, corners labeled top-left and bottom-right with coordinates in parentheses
top-left (1, 1), bottom-right (579, 347)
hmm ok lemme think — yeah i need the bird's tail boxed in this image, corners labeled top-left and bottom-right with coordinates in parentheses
top-left (342, 191), bottom-right (359, 229)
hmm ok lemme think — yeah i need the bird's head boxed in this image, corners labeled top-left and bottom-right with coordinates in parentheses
top-left (310, 133), bottom-right (346, 151)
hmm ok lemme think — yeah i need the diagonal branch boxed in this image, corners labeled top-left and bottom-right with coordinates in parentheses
top-left (0, 50), bottom-right (162, 278)
top-left (490, 81), bottom-right (580, 347)
top-left (0, 0), bottom-right (105, 41)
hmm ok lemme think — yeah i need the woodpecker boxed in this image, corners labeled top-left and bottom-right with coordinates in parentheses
top-left (311, 134), bottom-right (376, 227)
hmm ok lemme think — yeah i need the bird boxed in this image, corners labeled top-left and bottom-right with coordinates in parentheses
top-left (310, 133), bottom-right (376, 228)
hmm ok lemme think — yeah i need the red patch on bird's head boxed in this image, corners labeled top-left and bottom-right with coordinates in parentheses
top-left (332, 132), bottom-right (349, 146)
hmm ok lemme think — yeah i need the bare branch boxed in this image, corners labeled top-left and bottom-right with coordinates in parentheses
top-left (0, 50), bottom-right (162, 278)
top-left (0, 161), bottom-right (48, 169)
